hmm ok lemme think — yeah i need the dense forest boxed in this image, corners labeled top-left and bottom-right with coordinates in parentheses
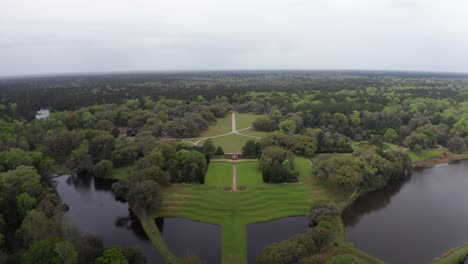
top-left (0, 71), bottom-right (467, 263)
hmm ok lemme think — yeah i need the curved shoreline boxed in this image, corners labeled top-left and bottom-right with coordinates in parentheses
top-left (413, 153), bottom-right (468, 168)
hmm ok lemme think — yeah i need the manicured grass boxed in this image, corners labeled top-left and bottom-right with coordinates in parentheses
top-left (432, 244), bottom-right (468, 264)
top-left (200, 134), bottom-right (256, 153)
top-left (235, 113), bottom-right (263, 130)
top-left (137, 156), bottom-right (383, 264)
top-left (236, 162), bottom-right (263, 186)
top-left (110, 164), bottom-right (135, 180)
top-left (237, 128), bottom-right (269, 138)
top-left (407, 148), bottom-right (446, 163)
top-left (205, 162), bottom-right (233, 187)
top-left (198, 114), bottom-right (233, 138)
top-left (294, 157), bottom-right (313, 182)
top-left (140, 164), bottom-right (349, 264)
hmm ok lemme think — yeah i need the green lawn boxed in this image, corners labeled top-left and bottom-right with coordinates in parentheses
top-left (235, 113), bottom-right (263, 130)
top-left (407, 148), bottom-right (446, 163)
top-left (110, 164), bottom-right (135, 180)
top-left (237, 128), bottom-right (269, 138)
top-left (236, 162), bottom-right (263, 186)
top-left (199, 114), bottom-right (233, 138)
top-left (136, 155), bottom-right (383, 264)
top-left (200, 134), bottom-right (256, 153)
top-left (294, 157), bottom-right (313, 182)
top-left (205, 162), bottom-right (233, 187)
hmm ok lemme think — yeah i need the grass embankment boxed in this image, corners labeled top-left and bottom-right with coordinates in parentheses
top-left (432, 244), bottom-right (468, 264)
top-left (136, 157), bottom-right (382, 264)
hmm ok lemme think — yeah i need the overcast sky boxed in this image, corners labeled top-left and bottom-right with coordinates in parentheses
top-left (2, 0), bottom-right (468, 76)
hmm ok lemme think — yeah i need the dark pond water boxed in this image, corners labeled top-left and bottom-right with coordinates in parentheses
top-left (55, 175), bottom-right (164, 263)
top-left (156, 218), bottom-right (221, 263)
top-left (247, 216), bottom-right (309, 263)
top-left (342, 160), bottom-right (468, 264)
top-left (55, 175), bottom-right (223, 264)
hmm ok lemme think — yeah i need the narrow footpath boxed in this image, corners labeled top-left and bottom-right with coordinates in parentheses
top-left (232, 164), bottom-right (237, 191)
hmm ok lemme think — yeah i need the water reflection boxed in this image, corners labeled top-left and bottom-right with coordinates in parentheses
top-left (247, 217), bottom-right (308, 263)
top-left (343, 161), bottom-right (468, 264)
top-left (342, 175), bottom-right (411, 226)
top-left (55, 175), bottom-right (163, 263)
top-left (156, 218), bottom-right (221, 264)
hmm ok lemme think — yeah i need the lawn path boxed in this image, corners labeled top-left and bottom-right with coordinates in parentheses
top-left (232, 164), bottom-right (237, 191)
top-left (232, 111), bottom-right (236, 132)
top-left (184, 112), bottom-right (261, 148)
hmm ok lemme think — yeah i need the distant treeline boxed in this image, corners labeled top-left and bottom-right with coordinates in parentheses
top-left (1, 71), bottom-right (467, 119)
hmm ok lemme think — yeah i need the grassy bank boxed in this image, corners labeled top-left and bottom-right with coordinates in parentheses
top-left (432, 244), bottom-right (468, 264)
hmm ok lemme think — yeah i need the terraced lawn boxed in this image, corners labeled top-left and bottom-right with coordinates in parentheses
top-left (236, 162), bottom-right (263, 186)
top-left (205, 162), bottom-right (233, 187)
top-left (132, 154), bottom-right (386, 264)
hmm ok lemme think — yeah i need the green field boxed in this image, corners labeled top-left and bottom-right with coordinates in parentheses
top-left (407, 148), bottom-right (446, 163)
top-left (237, 128), bottom-right (268, 138)
top-left (199, 134), bottom-right (255, 153)
top-left (199, 114), bottom-right (233, 138)
top-left (294, 157), bottom-right (313, 182)
top-left (236, 162), bottom-right (263, 186)
top-left (235, 113), bottom-right (262, 130)
top-left (110, 164), bottom-right (135, 180)
top-left (205, 162), bottom-right (233, 187)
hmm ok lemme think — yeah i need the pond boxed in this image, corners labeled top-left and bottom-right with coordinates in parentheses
top-left (156, 218), bottom-right (221, 263)
top-left (247, 216), bottom-right (308, 263)
top-left (55, 175), bottom-right (164, 263)
top-left (342, 160), bottom-right (468, 264)
top-left (55, 175), bottom-right (223, 263)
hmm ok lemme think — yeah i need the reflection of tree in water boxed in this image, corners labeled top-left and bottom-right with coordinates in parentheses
top-left (94, 176), bottom-right (116, 191)
top-left (66, 174), bottom-right (93, 190)
top-left (114, 211), bottom-right (150, 241)
top-left (342, 175), bottom-right (412, 227)
top-left (155, 218), bottom-right (165, 233)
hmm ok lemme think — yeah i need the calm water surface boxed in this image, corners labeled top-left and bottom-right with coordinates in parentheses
top-left (343, 160), bottom-right (468, 264)
top-left (55, 175), bottom-right (164, 263)
top-left (247, 216), bottom-right (308, 263)
top-left (156, 218), bottom-right (221, 263)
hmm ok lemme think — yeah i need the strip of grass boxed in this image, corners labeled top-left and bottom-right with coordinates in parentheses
top-left (205, 162), bottom-right (233, 187)
top-left (294, 157), bottom-right (313, 182)
top-left (110, 164), bottom-right (135, 180)
top-left (407, 148), bottom-right (445, 163)
top-left (432, 244), bottom-right (468, 264)
top-left (236, 162), bottom-right (263, 186)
